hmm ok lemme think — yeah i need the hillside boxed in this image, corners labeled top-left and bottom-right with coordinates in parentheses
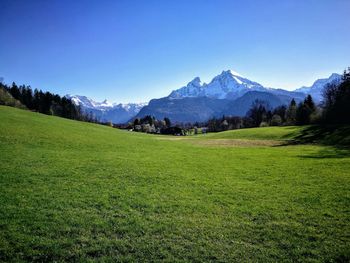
top-left (202, 125), bottom-right (350, 145)
top-left (0, 106), bottom-right (349, 262)
top-left (204, 126), bottom-right (303, 140)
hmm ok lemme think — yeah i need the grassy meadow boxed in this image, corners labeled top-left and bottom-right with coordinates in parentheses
top-left (0, 105), bottom-right (349, 262)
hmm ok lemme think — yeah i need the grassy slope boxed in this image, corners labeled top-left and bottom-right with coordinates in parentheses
top-left (204, 125), bottom-right (350, 146)
top-left (203, 126), bottom-right (302, 140)
top-left (0, 106), bottom-right (349, 262)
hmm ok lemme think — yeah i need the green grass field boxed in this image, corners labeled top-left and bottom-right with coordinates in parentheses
top-left (1, 106), bottom-right (349, 262)
top-left (203, 126), bottom-right (303, 140)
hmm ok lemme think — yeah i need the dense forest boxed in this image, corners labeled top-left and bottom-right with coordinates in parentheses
top-left (322, 68), bottom-right (350, 124)
top-left (0, 82), bottom-right (97, 122)
top-left (204, 94), bottom-right (317, 132)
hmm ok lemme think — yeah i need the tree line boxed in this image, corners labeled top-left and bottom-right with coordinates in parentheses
top-left (204, 95), bottom-right (316, 132)
top-left (123, 95), bottom-right (321, 135)
top-left (0, 82), bottom-right (97, 122)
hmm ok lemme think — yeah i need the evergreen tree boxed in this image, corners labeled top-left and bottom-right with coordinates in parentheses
top-left (296, 95), bottom-right (316, 125)
top-left (247, 100), bottom-right (268, 127)
top-left (33, 89), bottom-right (40, 111)
top-left (304, 95), bottom-right (316, 112)
top-left (273, 105), bottom-right (287, 123)
top-left (23, 86), bottom-right (33, 109)
top-left (10, 82), bottom-right (20, 100)
top-left (296, 102), bottom-right (310, 125)
top-left (285, 99), bottom-right (297, 125)
top-left (164, 117), bottom-right (171, 127)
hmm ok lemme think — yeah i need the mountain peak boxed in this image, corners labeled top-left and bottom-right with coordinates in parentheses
top-left (188, 77), bottom-right (202, 87)
top-left (221, 69), bottom-right (242, 77)
top-left (169, 69), bottom-right (263, 99)
top-left (329, 73), bottom-right (341, 79)
top-left (101, 99), bottom-right (113, 107)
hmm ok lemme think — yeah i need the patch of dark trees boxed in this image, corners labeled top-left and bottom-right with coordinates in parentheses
top-left (205, 95), bottom-right (315, 132)
top-left (118, 116), bottom-right (185, 135)
top-left (321, 68), bottom-right (350, 125)
top-left (0, 82), bottom-right (97, 122)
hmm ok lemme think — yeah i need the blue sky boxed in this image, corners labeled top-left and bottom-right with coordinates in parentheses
top-left (1, 0), bottom-right (349, 103)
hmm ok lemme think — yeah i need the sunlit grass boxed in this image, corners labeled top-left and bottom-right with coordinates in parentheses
top-left (0, 106), bottom-right (349, 262)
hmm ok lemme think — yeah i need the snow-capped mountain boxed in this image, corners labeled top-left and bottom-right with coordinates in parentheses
top-left (67, 95), bottom-right (113, 110)
top-left (169, 70), bottom-right (267, 100)
top-left (65, 70), bottom-right (342, 124)
top-left (65, 95), bottom-right (147, 123)
top-left (135, 70), bottom-right (340, 123)
top-left (294, 73), bottom-right (342, 102)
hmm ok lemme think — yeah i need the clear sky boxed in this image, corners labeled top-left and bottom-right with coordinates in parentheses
top-left (1, 0), bottom-right (349, 103)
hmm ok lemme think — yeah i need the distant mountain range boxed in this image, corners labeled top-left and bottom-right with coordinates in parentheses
top-left (65, 95), bottom-right (147, 123)
top-left (67, 70), bottom-right (342, 123)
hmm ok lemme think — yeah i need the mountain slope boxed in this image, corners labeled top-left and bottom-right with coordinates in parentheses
top-left (135, 91), bottom-right (304, 123)
top-left (222, 91), bottom-right (303, 117)
top-left (134, 97), bottom-right (231, 123)
top-left (294, 73), bottom-right (342, 102)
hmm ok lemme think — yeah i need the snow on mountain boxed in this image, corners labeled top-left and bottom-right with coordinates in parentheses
top-left (169, 70), bottom-right (267, 100)
top-left (99, 99), bottom-right (114, 108)
top-left (66, 95), bottom-right (146, 111)
top-left (67, 95), bottom-right (98, 109)
top-left (168, 77), bottom-right (204, 98)
top-left (119, 102), bottom-right (147, 112)
top-left (294, 73), bottom-right (342, 102)
top-left (65, 70), bottom-right (341, 124)
top-left (65, 95), bottom-right (147, 123)
top-left (205, 70), bottom-right (267, 99)
top-left (137, 69), bottom-right (344, 123)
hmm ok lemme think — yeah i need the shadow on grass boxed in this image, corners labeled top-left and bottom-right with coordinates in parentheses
top-left (279, 126), bottom-right (307, 140)
top-left (278, 125), bottom-right (350, 159)
top-left (293, 125), bottom-right (350, 146)
top-left (298, 147), bottom-right (350, 159)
